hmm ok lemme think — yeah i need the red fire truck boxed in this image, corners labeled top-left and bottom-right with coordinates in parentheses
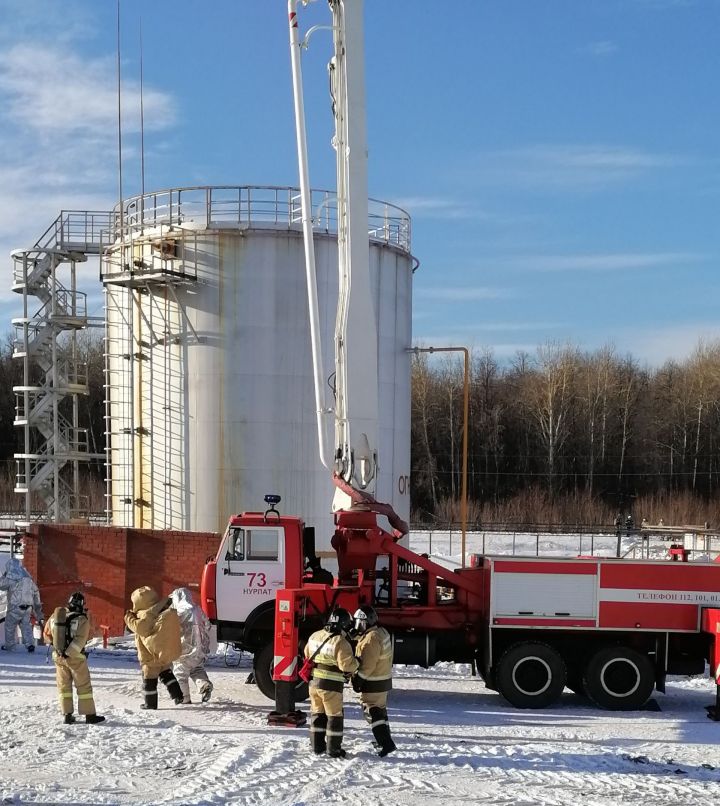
top-left (201, 489), bottom-right (720, 719)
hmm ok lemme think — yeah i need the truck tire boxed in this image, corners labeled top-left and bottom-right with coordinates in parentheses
top-left (495, 642), bottom-right (566, 709)
top-left (253, 640), bottom-right (309, 703)
top-left (583, 646), bottom-right (654, 710)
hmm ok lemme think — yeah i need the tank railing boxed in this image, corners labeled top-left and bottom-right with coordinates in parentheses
top-left (15, 286), bottom-right (88, 327)
top-left (109, 185), bottom-right (411, 251)
top-left (56, 211), bottom-right (113, 251)
top-left (29, 211), bottom-right (112, 254)
top-left (52, 287), bottom-right (87, 320)
top-left (100, 226), bottom-right (199, 285)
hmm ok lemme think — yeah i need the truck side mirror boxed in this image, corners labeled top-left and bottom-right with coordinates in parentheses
top-left (225, 530), bottom-right (244, 562)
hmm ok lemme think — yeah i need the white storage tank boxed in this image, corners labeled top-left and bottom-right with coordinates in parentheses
top-left (102, 186), bottom-right (412, 548)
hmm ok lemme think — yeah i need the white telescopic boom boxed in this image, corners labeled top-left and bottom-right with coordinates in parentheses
top-left (329, 0), bottom-right (378, 493)
top-left (288, 0), bottom-right (331, 470)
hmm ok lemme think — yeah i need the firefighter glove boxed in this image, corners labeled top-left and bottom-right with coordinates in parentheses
top-left (351, 674), bottom-right (363, 693)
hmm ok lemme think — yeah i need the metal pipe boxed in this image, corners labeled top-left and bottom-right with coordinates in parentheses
top-left (407, 346), bottom-right (470, 565)
top-left (288, 0), bottom-right (331, 469)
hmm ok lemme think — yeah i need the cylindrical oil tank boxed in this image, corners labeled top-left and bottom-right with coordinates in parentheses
top-left (102, 186), bottom-right (412, 549)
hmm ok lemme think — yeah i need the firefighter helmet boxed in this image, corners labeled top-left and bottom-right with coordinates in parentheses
top-left (326, 608), bottom-right (352, 635)
top-left (352, 605), bottom-right (378, 634)
top-left (68, 592), bottom-right (86, 614)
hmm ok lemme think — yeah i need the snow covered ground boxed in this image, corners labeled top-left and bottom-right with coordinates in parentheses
top-left (2, 642), bottom-right (720, 806)
top-left (3, 532), bottom-right (720, 804)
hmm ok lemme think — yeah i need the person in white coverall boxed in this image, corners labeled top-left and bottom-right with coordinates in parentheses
top-left (0, 557), bottom-right (44, 652)
top-left (170, 587), bottom-right (213, 703)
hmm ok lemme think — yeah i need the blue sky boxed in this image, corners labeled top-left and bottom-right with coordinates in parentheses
top-left (1, 0), bottom-right (718, 365)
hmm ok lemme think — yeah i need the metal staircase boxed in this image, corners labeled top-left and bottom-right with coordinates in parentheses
top-left (12, 210), bottom-right (112, 525)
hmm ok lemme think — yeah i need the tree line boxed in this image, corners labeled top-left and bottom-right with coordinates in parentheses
top-left (411, 340), bottom-right (720, 527)
top-left (2, 333), bottom-right (720, 527)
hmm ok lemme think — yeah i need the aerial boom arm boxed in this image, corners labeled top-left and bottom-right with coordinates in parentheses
top-left (329, 0), bottom-right (379, 495)
top-left (288, 0), bottom-right (379, 500)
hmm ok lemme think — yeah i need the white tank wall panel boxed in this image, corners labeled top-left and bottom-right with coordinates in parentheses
top-left (105, 221), bottom-right (412, 548)
top-left (374, 245), bottom-right (412, 522)
top-left (105, 285), bottom-right (134, 527)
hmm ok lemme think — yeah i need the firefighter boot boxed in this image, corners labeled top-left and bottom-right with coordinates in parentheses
top-left (362, 703), bottom-right (380, 749)
top-left (326, 715), bottom-right (346, 758)
top-left (309, 712), bottom-right (327, 755)
top-left (370, 707), bottom-right (396, 757)
top-left (159, 669), bottom-right (184, 705)
top-left (86, 714), bottom-right (106, 724)
top-left (141, 677), bottom-right (158, 710)
top-left (63, 714), bottom-right (76, 725)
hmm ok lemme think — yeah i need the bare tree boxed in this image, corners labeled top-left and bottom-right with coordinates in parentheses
top-left (578, 344), bottom-right (616, 494)
top-left (523, 342), bottom-right (578, 496)
top-left (410, 353), bottom-right (442, 515)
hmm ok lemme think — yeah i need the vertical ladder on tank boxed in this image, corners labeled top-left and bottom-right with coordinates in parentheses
top-left (11, 211), bottom-right (111, 526)
top-left (142, 284), bottom-right (189, 529)
top-left (103, 283), bottom-right (135, 527)
top-left (102, 222), bottom-right (199, 529)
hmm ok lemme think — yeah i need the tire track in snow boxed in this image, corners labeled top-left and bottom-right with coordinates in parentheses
top-left (147, 723), bottom-right (720, 806)
top-left (158, 732), bottom-right (444, 806)
top-left (395, 740), bottom-right (720, 806)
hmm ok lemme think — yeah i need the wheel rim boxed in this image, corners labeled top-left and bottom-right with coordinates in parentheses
top-left (599, 657), bottom-right (640, 698)
top-left (512, 656), bottom-right (552, 697)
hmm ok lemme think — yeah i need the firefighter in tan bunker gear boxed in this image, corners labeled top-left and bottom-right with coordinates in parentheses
top-left (124, 586), bottom-right (184, 709)
top-left (43, 592), bottom-right (105, 724)
top-left (305, 608), bottom-right (358, 758)
top-left (352, 605), bottom-right (396, 756)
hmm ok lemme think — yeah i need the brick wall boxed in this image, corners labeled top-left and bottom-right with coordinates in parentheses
top-left (23, 525), bottom-right (219, 635)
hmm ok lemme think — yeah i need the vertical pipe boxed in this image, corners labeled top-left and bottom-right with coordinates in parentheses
top-left (71, 260), bottom-right (79, 518)
top-left (139, 17), bottom-right (146, 235)
top-left (127, 284), bottom-right (135, 527)
top-left (22, 256), bottom-right (30, 525)
top-left (287, 0), bottom-right (331, 469)
top-left (116, 0), bottom-right (123, 244)
top-left (51, 260), bottom-right (59, 521)
top-left (104, 285), bottom-right (111, 524)
top-left (139, 17), bottom-right (145, 200)
top-left (460, 348), bottom-right (469, 566)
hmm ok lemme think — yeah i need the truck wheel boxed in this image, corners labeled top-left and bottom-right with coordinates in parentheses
top-left (583, 646), bottom-right (654, 710)
top-left (253, 640), bottom-right (309, 703)
top-left (495, 642), bottom-right (566, 709)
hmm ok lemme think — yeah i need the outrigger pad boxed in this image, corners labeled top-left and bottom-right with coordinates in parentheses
top-left (267, 709), bottom-right (307, 727)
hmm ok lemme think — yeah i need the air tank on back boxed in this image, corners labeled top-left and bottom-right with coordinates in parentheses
top-left (101, 185), bottom-right (412, 549)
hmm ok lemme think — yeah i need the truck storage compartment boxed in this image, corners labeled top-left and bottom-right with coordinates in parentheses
top-left (392, 633), bottom-right (437, 667)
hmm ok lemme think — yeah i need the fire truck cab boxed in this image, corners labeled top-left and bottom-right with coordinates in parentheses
top-left (201, 497), bottom-right (332, 697)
